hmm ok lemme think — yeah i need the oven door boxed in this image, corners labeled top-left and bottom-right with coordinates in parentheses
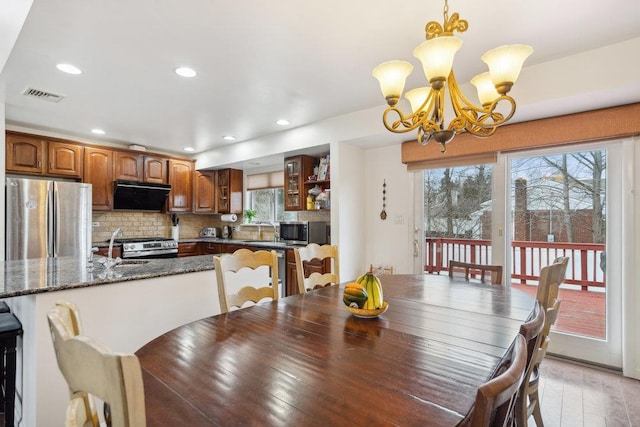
top-left (122, 250), bottom-right (178, 259)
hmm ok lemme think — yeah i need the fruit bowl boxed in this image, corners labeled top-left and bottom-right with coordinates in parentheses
top-left (345, 301), bottom-right (389, 318)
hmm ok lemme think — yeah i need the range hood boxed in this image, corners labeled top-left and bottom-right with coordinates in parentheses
top-left (113, 180), bottom-right (171, 211)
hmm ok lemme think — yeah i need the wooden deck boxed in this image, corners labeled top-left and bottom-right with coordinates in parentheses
top-left (511, 283), bottom-right (605, 339)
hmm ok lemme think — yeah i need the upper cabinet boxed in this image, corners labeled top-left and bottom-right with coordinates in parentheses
top-left (114, 152), bottom-right (143, 181)
top-left (84, 147), bottom-right (114, 211)
top-left (144, 156), bottom-right (167, 183)
top-left (167, 159), bottom-right (194, 212)
top-left (194, 170), bottom-right (216, 213)
top-left (115, 152), bottom-right (167, 183)
top-left (284, 155), bottom-right (318, 211)
top-left (216, 168), bottom-right (243, 214)
top-left (6, 132), bottom-right (83, 178)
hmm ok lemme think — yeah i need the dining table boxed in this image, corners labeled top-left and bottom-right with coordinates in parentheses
top-left (136, 274), bottom-right (535, 426)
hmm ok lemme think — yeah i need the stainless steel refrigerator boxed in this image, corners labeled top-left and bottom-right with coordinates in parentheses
top-left (6, 178), bottom-right (92, 260)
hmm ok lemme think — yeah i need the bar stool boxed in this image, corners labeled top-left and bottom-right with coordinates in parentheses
top-left (0, 312), bottom-right (23, 427)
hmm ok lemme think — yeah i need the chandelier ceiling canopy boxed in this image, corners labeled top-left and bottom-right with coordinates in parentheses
top-left (372, 0), bottom-right (533, 152)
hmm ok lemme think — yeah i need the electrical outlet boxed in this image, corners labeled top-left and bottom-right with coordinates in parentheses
top-left (393, 215), bottom-right (404, 224)
top-left (92, 222), bottom-right (100, 227)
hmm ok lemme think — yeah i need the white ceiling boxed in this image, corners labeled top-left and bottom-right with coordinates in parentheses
top-left (2, 0), bottom-right (640, 160)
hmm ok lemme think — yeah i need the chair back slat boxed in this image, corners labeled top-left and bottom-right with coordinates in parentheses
top-left (214, 248), bottom-right (279, 312)
top-left (294, 244), bottom-right (340, 293)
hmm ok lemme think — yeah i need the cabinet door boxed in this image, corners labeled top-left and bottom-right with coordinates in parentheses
top-left (6, 133), bottom-right (45, 174)
top-left (178, 242), bottom-right (201, 257)
top-left (194, 171), bottom-right (216, 213)
top-left (144, 156), bottom-right (167, 183)
top-left (48, 141), bottom-right (83, 178)
top-left (84, 148), bottom-right (114, 211)
top-left (216, 169), bottom-right (230, 213)
top-left (228, 169), bottom-right (244, 214)
top-left (201, 242), bottom-right (222, 255)
top-left (168, 159), bottom-right (194, 212)
top-left (115, 152), bottom-right (143, 181)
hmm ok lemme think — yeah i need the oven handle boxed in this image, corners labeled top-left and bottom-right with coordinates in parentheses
top-left (122, 249), bottom-right (178, 258)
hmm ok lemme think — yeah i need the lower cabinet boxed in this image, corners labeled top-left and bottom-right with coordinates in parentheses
top-left (178, 242), bottom-right (201, 257)
top-left (200, 242), bottom-right (222, 255)
top-left (95, 246), bottom-right (121, 258)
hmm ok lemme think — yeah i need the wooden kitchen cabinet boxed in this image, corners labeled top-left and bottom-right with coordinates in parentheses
top-left (167, 159), bottom-right (194, 212)
top-left (284, 155), bottom-right (315, 211)
top-left (84, 147), bottom-right (114, 211)
top-left (115, 152), bottom-right (167, 184)
top-left (178, 242), bottom-right (201, 257)
top-left (200, 242), bottom-right (222, 255)
top-left (115, 151), bottom-right (143, 181)
top-left (6, 132), bottom-right (84, 178)
top-left (144, 156), bottom-right (167, 183)
top-left (194, 170), bottom-right (216, 213)
top-left (216, 169), bottom-right (243, 214)
top-left (95, 246), bottom-right (121, 258)
top-left (6, 132), bottom-right (46, 174)
top-left (48, 141), bottom-right (83, 178)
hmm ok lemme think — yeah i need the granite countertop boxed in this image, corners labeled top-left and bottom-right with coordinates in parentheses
top-left (1, 255), bottom-right (216, 298)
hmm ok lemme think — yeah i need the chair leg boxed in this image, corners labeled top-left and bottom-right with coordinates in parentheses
top-left (530, 389), bottom-right (544, 427)
top-left (514, 394), bottom-right (527, 427)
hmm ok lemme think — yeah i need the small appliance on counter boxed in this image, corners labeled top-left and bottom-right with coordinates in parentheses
top-left (279, 221), bottom-right (328, 245)
top-left (200, 227), bottom-right (220, 238)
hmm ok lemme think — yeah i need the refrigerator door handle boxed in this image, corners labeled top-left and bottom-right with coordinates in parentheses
top-left (53, 184), bottom-right (62, 257)
top-left (47, 186), bottom-right (55, 257)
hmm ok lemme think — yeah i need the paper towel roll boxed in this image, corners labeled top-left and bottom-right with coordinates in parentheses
top-left (221, 214), bottom-right (238, 222)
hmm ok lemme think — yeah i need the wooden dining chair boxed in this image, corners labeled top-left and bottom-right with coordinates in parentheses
top-left (294, 243), bottom-right (340, 293)
top-left (536, 256), bottom-right (569, 309)
top-left (448, 260), bottom-right (503, 285)
top-left (214, 248), bottom-right (279, 312)
top-left (459, 334), bottom-right (527, 427)
top-left (48, 301), bottom-right (146, 427)
top-left (515, 298), bottom-right (561, 427)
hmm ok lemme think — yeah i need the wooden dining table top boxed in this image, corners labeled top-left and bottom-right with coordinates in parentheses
top-left (136, 274), bottom-right (535, 426)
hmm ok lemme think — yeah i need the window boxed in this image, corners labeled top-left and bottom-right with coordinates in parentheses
top-left (245, 171), bottom-right (295, 223)
top-left (245, 188), bottom-right (296, 222)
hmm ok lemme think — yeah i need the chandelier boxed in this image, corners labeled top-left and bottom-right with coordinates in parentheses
top-left (372, 0), bottom-right (532, 152)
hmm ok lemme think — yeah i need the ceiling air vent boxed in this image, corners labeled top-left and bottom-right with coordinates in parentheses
top-left (22, 88), bottom-right (65, 103)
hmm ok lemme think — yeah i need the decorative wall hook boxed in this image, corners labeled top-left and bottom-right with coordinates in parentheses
top-left (380, 179), bottom-right (387, 220)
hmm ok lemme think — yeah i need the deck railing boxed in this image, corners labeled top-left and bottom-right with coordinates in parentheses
top-left (424, 238), bottom-right (605, 290)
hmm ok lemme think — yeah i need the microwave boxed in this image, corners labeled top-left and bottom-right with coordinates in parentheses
top-left (279, 221), bottom-right (328, 245)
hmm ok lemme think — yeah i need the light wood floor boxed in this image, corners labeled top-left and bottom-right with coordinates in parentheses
top-left (535, 356), bottom-right (640, 426)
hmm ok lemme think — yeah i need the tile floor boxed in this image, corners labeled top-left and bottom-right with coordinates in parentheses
top-left (536, 356), bottom-right (640, 426)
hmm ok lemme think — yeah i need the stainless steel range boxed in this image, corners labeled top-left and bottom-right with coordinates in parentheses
top-left (114, 237), bottom-right (178, 259)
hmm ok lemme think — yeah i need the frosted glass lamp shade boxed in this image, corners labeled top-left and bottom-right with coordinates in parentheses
top-left (372, 60), bottom-right (414, 106)
top-left (481, 44), bottom-right (533, 93)
top-left (405, 87), bottom-right (430, 113)
top-left (471, 72), bottom-right (501, 106)
top-left (413, 36), bottom-right (463, 85)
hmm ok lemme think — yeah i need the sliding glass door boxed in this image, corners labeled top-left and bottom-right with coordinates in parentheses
top-left (505, 142), bottom-right (624, 367)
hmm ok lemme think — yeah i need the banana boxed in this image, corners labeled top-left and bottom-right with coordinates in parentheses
top-left (356, 272), bottom-right (384, 309)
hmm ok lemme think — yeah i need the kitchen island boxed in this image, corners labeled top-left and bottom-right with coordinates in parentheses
top-left (3, 255), bottom-right (222, 427)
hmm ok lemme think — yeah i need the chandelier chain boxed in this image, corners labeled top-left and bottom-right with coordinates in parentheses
top-left (443, 0), bottom-right (449, 22)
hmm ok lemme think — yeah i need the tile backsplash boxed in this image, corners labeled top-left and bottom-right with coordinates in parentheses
top-left (92, 212), bottom-right (225, 242)
top-left (91, 210), bottom-right (330, 243)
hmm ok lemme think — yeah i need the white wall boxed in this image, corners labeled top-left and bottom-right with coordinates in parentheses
top-left (364, 145), bottom-right (415, 274)
top-left (332, 141), bottom-right (366, 281)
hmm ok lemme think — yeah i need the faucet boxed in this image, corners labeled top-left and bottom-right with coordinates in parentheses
top-left (256, 221), bottom-right (279, 242)
top-left (106, 228), bottom-right (122, 268)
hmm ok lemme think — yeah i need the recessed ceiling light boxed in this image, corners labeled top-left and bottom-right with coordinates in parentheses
top-left (183, 147), bottom-right (195, 152)
top-left (56, 63), bottom-right (82, 75)
top-left (223, 135), bottom-right (236, 141)
top-left (91, 128), bottom-right (106, 135)
top-left (175, 67), bottom-right (196, 78)
top-left (276, 119), bottom-right (290, 126)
